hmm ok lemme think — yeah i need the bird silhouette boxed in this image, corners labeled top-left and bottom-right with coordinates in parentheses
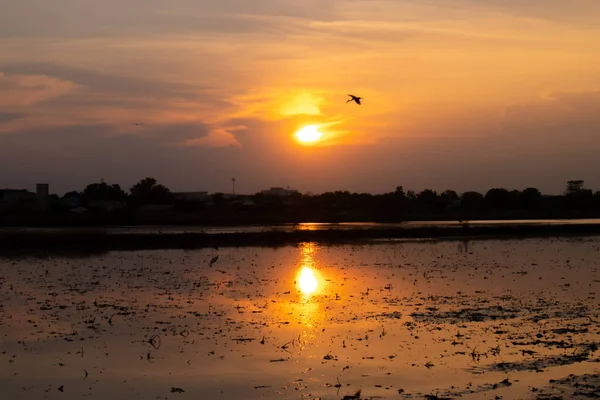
top-left (346, 94), bottom-right (363, 105)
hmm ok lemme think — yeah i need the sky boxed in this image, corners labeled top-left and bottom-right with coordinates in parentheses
top-left (1, 0), bottom-right (600, 195)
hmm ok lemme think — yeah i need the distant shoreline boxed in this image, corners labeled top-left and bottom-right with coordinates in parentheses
top-left (1, 223), bottom-right (600, 255)
top-left (1, 215), bottom-right (600, 230)
top-left (2, 210), bottom-right (600, 229)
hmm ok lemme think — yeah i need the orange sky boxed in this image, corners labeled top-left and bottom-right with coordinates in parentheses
top-left (1, 0), bottom-right (600, 194)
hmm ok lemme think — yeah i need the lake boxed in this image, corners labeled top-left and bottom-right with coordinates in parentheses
top-left (2, 218), bottom-right (600, 236)
top-left (0, 238), bottom-right (598, 399)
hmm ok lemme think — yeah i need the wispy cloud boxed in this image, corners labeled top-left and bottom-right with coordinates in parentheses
top-left (0, 72), bottom-right (80, 109)
top-left (180, 126), bottom-right (244, 148)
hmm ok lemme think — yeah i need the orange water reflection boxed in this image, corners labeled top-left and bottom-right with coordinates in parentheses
top-left (298, 267), bottom-right (318, 295)
top-left (1, 240), bottom-right (598, 400)
top-left (293, 243), bottom-right (325, 333)
top-left (295, 242), bottom-right (325, 299)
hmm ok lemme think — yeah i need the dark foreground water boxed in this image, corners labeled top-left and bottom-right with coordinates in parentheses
top-left (2, 218), bottom-right (600, 235)
top-left (0, 238), bottom-right (598, 399)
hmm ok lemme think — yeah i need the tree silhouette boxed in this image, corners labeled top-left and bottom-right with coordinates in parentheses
top-left (440, 190), bottom-right (459, 205)
top-left (565, 180), bottom-right (585, 195)
top-left (520, 187), bottom-right (542, 209)
top-left (129, 177), bottom-right (173, 206)
top-left (82, 182), bottom-right (127, 203)
top-left (416, 189), bottom-right (440, 213)
top-left (485, 188), bottom-right (517, 210)
top-left (461, 191), bottom-right (484, 208)
top-left (394, 186), bottom-right (406, 197)
top-left (564, 180), bottom-right (593, 210)
top-left (63, 191), bottom-right (81, 198)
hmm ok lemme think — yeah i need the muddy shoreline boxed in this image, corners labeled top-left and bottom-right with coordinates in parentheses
top-left (2, 223), bottom-right (600, 253)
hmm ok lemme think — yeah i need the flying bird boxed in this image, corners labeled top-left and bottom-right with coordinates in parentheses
top-left (346, 94), bottom-right (363, 105)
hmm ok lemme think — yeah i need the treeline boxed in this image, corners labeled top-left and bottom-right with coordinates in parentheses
top-left (3, 178), bottom-right (600, 226)
top-left (245, 180), bottom-right (600, 222)
top-left (75, 177), bottom-right (172, 206)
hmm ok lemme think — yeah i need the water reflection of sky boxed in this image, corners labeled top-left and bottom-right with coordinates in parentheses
top-left (0, 239), bottom-right (598, 400)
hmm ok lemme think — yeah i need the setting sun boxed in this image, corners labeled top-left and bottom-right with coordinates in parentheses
top-left (295, 125), bottom-right (323, 144)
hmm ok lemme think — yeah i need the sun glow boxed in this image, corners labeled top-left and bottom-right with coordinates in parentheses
top-left (295, 243), bottom-right (323, 299)
top-left (295, 125), bottom-right (323, 144)
top-left (298, 267), bottom-right (318, 295)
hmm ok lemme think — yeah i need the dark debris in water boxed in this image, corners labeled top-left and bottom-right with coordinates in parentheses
top-left (536, 373), bottom-right (600, 399)
top-left (0, 238), bottom-right (598, 399)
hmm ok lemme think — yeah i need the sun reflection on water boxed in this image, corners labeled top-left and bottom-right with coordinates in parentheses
top-left (298, 267), bottom-right (318, 295)
top-left (294, 243), bottom-right (325, 333)
top-left (295, 243), bottom-right (322, 299)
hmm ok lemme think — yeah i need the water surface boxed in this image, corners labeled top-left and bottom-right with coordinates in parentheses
top-left (2, 218), bottom-right (600, 235)
top-left (0, 238), bottom-right (598, 399)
